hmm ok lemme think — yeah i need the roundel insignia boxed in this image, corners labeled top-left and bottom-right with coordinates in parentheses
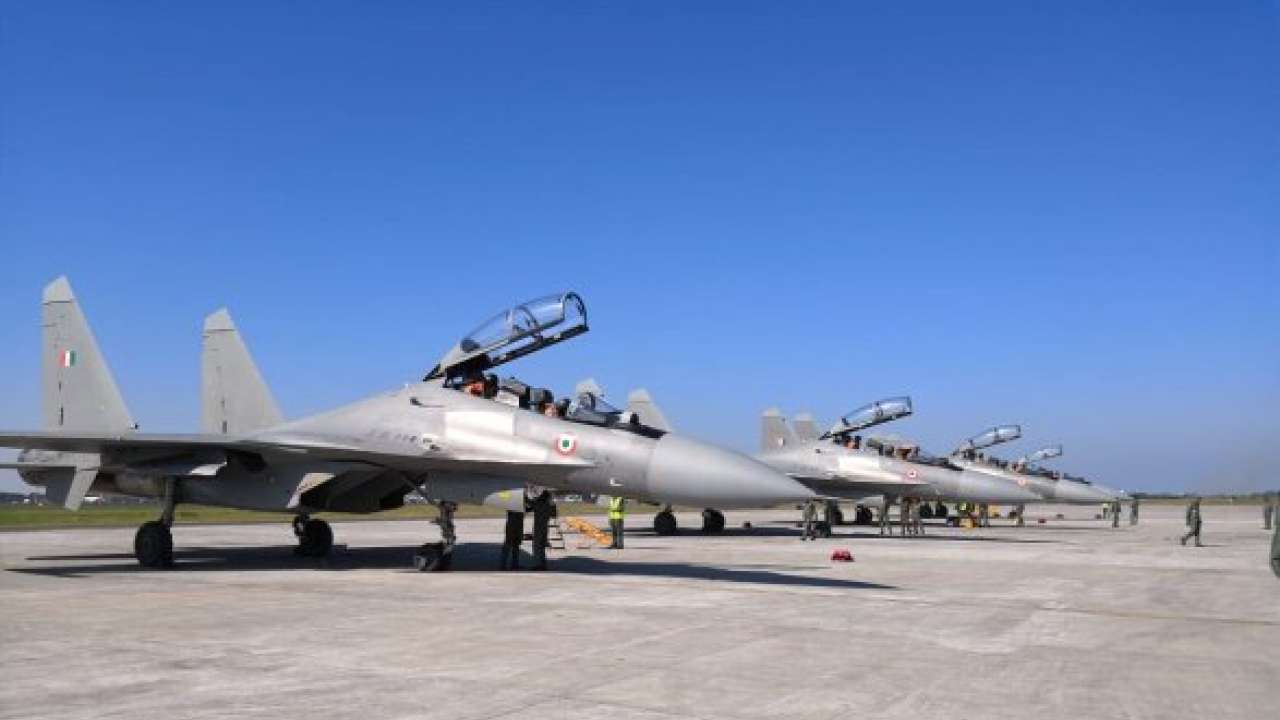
top-left (907, 469), bottom-right (919, 480)
top-left (555, 433), bottom-right (578, 456)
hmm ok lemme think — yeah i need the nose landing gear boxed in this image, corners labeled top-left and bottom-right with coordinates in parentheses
top-left (654, 506), bottom-right (678, 536)
top-left (414, 501), bottom-right (457, 571)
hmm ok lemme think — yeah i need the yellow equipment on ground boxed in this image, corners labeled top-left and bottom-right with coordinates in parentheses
top-left (563, 517), bottom-right (613, 548)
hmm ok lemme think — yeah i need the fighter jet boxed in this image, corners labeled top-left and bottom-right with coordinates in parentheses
top-left (0, 278), bottom-right (812, 570)
top-left (629, 394), bottom-right (1041, 533)
top-left (789, 406), bottom-right (1044, 503)
top-left (952, 433), bottom-right (1122, 504)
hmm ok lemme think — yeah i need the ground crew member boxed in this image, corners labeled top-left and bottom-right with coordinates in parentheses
top-left (1181, 498), bottom-right (1203, 547)
top-left (899, 497), bottom-right (913, 536)
top-left (1014, 503), bottom-right (1026, 528)
top-left (879, 497), bottom-right (893, 536)
top-left (1264, 497), bottom-right (1273, 531)
top-left (978, 503), bottom-right (990, 528)
top-left (801, 500), bottom-right (818, 541)
top-left (1130, 497), bottom-right (1140, 526)
top-left (530, 489), bottom-right (554, 570)
top-left (499, 508), bottom-right (524, 570)
top-left (1111, 500), bottom-right (1121, 528)
top-left (608, 495), bottom-right (626, 549)
top-left (1270, 517), bottom-right (1280, 579)
top-left (910, 498), bottom-right (924, 536)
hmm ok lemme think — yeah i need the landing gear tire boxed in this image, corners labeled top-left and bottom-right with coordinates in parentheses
top-left (830, 507), bottom-right (844, 526)
top-left (934, 502), bottom-right (948, 520)
top-left (295, 519), bottom-right (334, 558)
top-left (919, 504), bottom-right (935, 520)
top-left (134, 521), bottom-right (174, 569)
top-left (817, 521), bottom-right (832, 539)
top-left (654, 510), bottom-right (678, 536)
top-left (701, 509), bottom-right (725, 534)
top-left (854, 506), bottom-right (874, 525)
top-left (413, 542), bottom-right (452, 572)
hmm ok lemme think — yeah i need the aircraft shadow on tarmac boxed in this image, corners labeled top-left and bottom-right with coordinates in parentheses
top-left (13, 543), bottom-right (896, 590)
top-left (653, 524), bottom-right (1064, 544)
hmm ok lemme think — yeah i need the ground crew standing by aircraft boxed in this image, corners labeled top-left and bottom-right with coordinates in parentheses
top-left (1112, 500), bottom-right (1121, 528)
top-left (1181, 498), bottom-right (1203, 547)
top-left (1264, 496), bottom-right (1273, 530)
top-left (978, 503), bottom-right (990, 528)
top-left (608, 495), bottom-right (626, 549)
top-left (801, 501), bottom-right (818, 540)
top-left (530, 489), bottom-right (553, 570)
top-left (500, 507), bottom-right (524, 570)
top-left (1130, 497), bottom-right (1140, 526)
top-left (909, 498), bottom-right (924, 536)
top-left (1271, 518), bottom-right (1280, 579)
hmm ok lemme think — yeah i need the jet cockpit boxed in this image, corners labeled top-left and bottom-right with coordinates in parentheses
top-left (823, 397), bottom-right (913, 440)
top-left (426, 292), bottom-right (588, 384)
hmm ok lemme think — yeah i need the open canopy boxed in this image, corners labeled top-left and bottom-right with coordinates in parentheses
top-left (955, 424), bottom-right (1022, 453)
top-left (1017, 445), bottom-right (1063, 465)
top-left (426, 292), bottom-right (587, 381)
top-left (824, 396), bottom-right (913, 438)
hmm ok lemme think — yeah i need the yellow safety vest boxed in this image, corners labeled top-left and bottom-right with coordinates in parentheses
top-left (608, 497), bottom-right (626, 520)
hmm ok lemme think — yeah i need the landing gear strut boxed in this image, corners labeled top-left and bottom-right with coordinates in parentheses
top-left (134, 478), bottom-right (176, 568)
top-left (414, 501), bottom-right (457, 571)
top-left (654, 507), bottom-right (678, 536)
top-left (701, 508), bottom-right (725, 534)
top-left (293, 515), bottom-right (334, 557)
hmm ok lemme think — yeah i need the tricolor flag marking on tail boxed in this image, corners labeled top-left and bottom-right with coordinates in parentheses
top-left (60, 350), bottom-right (77, 367)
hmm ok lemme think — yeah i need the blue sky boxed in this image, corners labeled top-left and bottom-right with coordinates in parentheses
top-left (1, 2), bottom-right (1277, 493)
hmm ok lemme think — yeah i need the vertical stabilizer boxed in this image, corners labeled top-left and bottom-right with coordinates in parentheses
top-left (625, 389), bottom-right (673, 432)
top-left (761, 408), bottom-right (797, 451)
top-left (792, 413), bottom-right (820, 443)
top-left (41, 277), bottom-right (134, 432)
top-left (202, 308), bottom-right (283, 434)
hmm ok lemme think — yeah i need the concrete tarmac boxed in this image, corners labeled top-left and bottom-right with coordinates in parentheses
top-left (1, 503), bottom-right (1276, 720)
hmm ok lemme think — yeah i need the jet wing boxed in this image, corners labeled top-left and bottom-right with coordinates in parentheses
top-left (786, 472), bottom-right (931, 501)
top-left (0, 431), bottom-right (593, 480)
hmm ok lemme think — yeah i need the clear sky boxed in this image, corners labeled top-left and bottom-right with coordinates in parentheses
top-left (1, 2), bottom-right (1276, 494)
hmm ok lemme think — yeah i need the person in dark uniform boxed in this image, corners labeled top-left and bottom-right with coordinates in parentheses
top-left (801, 501), bottom-right (818, 541)
top-left (530, 489), bottom-right (554, 570)
top-left (1264, 496), bottom-right (1273, 531)
top-left (499, 508), bottom-right (524, 570)
top-left (1129, 497), bottom-right (1140, 526)
top-left (1270, 516), bottom-right (1280, 579)
top-left (1111, 500), bottom-right (1121, 528)
top-left (1181, 498), bottom-right (1203, 547)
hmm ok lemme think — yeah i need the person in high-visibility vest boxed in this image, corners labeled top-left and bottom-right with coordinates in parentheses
top-left (608, 496), bottom-right (627, 549)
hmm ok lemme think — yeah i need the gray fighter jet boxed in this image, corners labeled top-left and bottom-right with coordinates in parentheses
top-left (953, 433), bottom-right (1122, 504)
top-left (630, 394), bottom-right (1041, 533)
top-left (0, 278), bottom-right (812, 570)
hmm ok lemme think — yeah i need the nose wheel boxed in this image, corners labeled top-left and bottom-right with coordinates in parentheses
top-left (293, 516), bottom-right (334, 558)
top-left (414, 501), bottom-right (457, 571)
top-left (654, 508), bottom-right (678, 536)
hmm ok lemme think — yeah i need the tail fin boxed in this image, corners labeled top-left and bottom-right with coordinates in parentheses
top-left (201, 308), bottom-right (283, 435)
top-left (761, 408), bottom-right (797, 451)
top-left (625, 389), bottom-right (673, 432)
top-left (41, 277), bottom-right (134, 432)
top-left (792, 412), bottom-right (820, 443)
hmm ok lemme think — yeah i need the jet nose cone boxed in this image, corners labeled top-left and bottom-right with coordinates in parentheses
top-left (646, 435), bottom-right (814, 508)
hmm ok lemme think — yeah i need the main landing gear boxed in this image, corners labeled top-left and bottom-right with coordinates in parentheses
top-left (414, 501), bottom-right (457, 572)
top-left (134, 478), bottom-right (176, 568)
top-left (293, 515), bottom-right (334, 558)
